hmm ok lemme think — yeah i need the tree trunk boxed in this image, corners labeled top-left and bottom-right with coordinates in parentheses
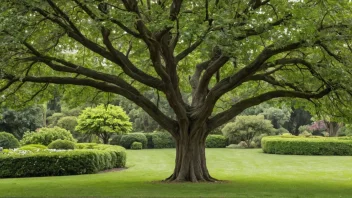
top-left (164, 126), bottom-right (217, 182)
top-left (325, 121), bottom-right (341, 137)
top-left (101, 132), bottom-right (110, 144)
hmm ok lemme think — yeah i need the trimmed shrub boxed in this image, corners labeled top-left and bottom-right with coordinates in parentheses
top-left (151, 131), bottom-right (175, 148)
top-left (20, 127), bottom-right (75, 146)
top-left (19, 144), bottom-right (47, 151)
top-left (262, 136), bottom-right (352, 155)
top-left (206, 135), bottom-right (227, 148)
top-left (0, 132), bottom-right (20, 149)
top-left (0, 144), bottom-right (126, 178)
top-left (120, 133), bottom-right (147, 149)
top-left (131, 142), bottom-right (142, 150)
top-left (48, 140), bottom-right (75, 150)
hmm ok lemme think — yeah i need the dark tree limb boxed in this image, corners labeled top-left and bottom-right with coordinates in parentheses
top-left (1, 75), bottom-right (178, 134)
top-left (170, 0), bottom-right (183, 21)
top-left (208, 87), bottom-right (332, 130)
top-left (32, 7), bottom-right (165, 90)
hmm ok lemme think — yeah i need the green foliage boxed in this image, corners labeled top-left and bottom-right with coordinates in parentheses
top-left (222, 115), bottom-right (275, 147)
top-left (47, 113), bottom-right (65, 127)
top-left (262, 136), bottom-right (352, 155)
top-left (206, 135), bottom-right (227, 148)
top-left (20, 127), bottom-right (75, 146)
top-left (275, 127), bottom-right (289, 135)
top-left (150, 131), bottom-right (175, 149)
top-left (0, 132), bottom-right (20, 149)
top-left (338, 125), bottom-right (352, 137)
top-left (109, 134), bottom-right (123, 145)
top-left (75, 104), bottom-right (132, 144)
top-left (286, 108), bottom-right (313, 135)
top-left (299, 131), bottom-right (312, 137)
top-left (19, 144), bottom-right (47, 151)
top-left (48, 140), bottom-right (75, 150)
top-left (298, 125), bottom-right (312, 133)
top-left (253, 134), bottom-right (268, 148)
top-left (243, 103), bottom-right (291, 129)
top-left (120, 133), bottom-right (147, 149)
top-left (57, 116), bottom-right (78, 133)
top-left (0, 106), bottom-right (44, 139)
top-left (75, 143), bottom-right (98, 149)
top-left (131, 142), bottom-right (142, 150)
top-left (0, 145), bottom-right (126, 178)
top-left (226, 141), bottom-right (248, 149)
top-left (145, 133), bottom-right (154, 148)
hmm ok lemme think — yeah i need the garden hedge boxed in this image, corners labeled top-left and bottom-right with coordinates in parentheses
top-left (151, 131), bottom-right (175, 148)
top-left (0, 144), bottom-right (126, 178)
top-left (119, 133), bottom-right (147, 149)
top-left (262, 136), bottom-right (352, 155)
top-left (206, 135), bottom-right (227, 148)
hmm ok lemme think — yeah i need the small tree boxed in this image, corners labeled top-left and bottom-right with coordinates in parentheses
top-left (75, 104), bottom-right (132, 144)
top-left (222, 115), bottom-right (275, 147)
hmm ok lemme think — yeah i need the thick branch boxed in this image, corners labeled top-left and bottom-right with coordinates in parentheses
top-left (1, 75), bottom-right (177, 133)
top-left (208, 88), bottom-right (332, 130)
top-left (33, 6), bottom-right (164, 91)
top-left (176, 37), bottom-right (204, 63)
top-left (170, 0), bottom-right (183, 21)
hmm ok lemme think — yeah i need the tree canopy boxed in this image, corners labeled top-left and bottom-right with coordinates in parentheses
top-left (75, 104), bottom-right (132, 144)
top-left (1, 0), bottom-right (352, 182)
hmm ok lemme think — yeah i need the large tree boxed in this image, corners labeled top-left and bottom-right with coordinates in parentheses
top-left (1, 0), bottom-right (352, 182)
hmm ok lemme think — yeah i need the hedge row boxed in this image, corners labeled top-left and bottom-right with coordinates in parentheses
top-left (0, 144), bottom-right (126, 178)
top-left (206, 135), bottom-right (227, 148)
top-left (262, 136), bottom-right (352, 155)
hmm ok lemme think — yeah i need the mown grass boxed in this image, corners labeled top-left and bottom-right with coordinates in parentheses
top-left (1, 149), bottom-right (352, 197)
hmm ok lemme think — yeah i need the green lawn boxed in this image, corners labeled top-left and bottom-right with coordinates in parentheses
top-left (1, 149), bottom-right (352, 198)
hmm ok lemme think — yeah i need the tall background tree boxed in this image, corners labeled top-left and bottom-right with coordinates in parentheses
top-left (1, 0), bottom-right (352, 182)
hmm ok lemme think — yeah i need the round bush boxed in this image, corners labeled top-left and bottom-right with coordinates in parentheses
top-left (119, 133), bottom-right (147, 149)
top-left (262, 136), bottom-right (352, 155)
top-left (0, 132), bottom-right (20, 149)
top-left (20, 144), bottom-right (47, 151)
top-left (131, 142), bottom-right (142, 150)
top-left (151, 131), bottom-right (175, 148)
top-left (20, 127), bottom-right (75, 146)
top-left (206, 135), bottom-right (227, 148)
top-left (48, 140), bottom-right (76, 150)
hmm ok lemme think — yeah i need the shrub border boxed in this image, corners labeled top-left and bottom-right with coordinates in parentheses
top-left (0, 144), bottom-right (126, 178)
top-left (262, 136), bottom-right (352, 156)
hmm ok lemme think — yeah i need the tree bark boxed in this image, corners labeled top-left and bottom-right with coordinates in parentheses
top-left (164, 125), bottom-right (216, 182)
top-left (325, 121), bottom-right (341, 137)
